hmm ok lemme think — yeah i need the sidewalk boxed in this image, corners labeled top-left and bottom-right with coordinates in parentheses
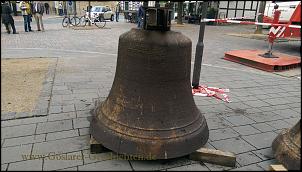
top-left (1, 20), bottom-right (301, 171)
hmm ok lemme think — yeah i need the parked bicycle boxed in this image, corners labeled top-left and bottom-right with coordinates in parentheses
top-left (62, 15), bottom-right (80, 27)
top-left (79, 10), bottom-right (106, 28)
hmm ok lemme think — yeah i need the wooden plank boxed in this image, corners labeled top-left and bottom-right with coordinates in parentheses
top-left (90, 136), bottom-right (111, 154)
top-left (269, 165), bottom-right (287, 171)
top-left (189, 148), bottom-right (236, 167)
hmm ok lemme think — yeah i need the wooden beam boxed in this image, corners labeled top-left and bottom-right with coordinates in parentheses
top-left (269, 165), bottom-right (287, 171)
top-left (189, 148), bottom-right (236, 167)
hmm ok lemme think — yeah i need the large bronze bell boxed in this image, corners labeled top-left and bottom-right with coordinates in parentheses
top-left (272, 120), bottom-right (301, 170)
top-left (90, 6), bottom-right (209, 159)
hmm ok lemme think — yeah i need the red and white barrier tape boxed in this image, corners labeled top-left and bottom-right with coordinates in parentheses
top-left (200, 19), bottom-right (301, 29)
top-left (192, 85), bottom-right (231, 103)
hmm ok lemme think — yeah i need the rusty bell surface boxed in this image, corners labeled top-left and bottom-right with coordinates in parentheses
top-left (90, 28), bottom-right (209, 159)
top-left (272, 120), bottom-right (301, 170)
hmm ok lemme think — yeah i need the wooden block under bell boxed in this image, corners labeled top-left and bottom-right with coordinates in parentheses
top-left (269, 165), bottom-right (287, 171)
top-left (189, 148), bottom-right (236, 167)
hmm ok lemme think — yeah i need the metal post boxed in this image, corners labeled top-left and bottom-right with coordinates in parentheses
top-left (254, 1), bottom-right (266, 34)
top-left (88, 1), bottom-right (91, 26)
top-left (177, 2), bottom-right (183, 24)
top-left (192, 1), bottom-right (207, 88)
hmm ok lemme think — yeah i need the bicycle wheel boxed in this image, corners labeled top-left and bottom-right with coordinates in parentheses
top-left (94, 17), bottom-right (106, 28)
top-left (69, 17), bottom-right (78, 26)
top-left (62, 17), bottom-right (69, 27)
top-left (79, 16), bottom-right (87, 27)
top-left (72, 16), bottom-right (81, 26)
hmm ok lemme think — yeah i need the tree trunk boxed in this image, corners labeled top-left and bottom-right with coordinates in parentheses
top-left (88, 1), bottom-right (91, 26)
top-left (255, 1), bottom-right (266, 34)
top-left (177, 2), bottom-right (183, 24)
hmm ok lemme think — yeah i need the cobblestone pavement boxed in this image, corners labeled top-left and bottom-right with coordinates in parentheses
top-left (1, 16), bottom-right (301, 171)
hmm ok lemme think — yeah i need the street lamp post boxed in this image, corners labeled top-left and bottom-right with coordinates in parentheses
top-left (192, 1), bottom-right (207, 88)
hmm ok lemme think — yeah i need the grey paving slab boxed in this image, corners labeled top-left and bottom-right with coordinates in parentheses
top-left (7, 159), bottom-right (43, 171)
top-left (57, 166), bottom-right (78, 171)
top-left (76, 110), bottom-right (92, 118)
top-left (230, 164), bottom-right (263, 171)
top-left (223, 115), bottom-right (256, 126)
top-left (242, 100), bottom-right (271, 108)
top-left (211, 137), bottom-right (256, 154)
top-left (62, 104), bottom-right (75, 113)
top-left (49, 105), bottom-right (63, 114)
top-left (73, 117), bottom-right (91, 129)
top-left (43, 151), bottom-right (83, 171)
top-left (203, 162), bottom-right (233, 171)
top-left (204, 116), bottom-right (232, 130)
top-left (79, 127), bottom-right (90, 136)
top-left (273, 109), bottom-right (301, 118)
top-left (47, 112), bottom-right (77, 122)
top-left (251, 123), bottom-right (276, 132)
top-left (257, 159), bottom-right (279, 171)
top-left (209, 128), bottom-right (239, 141)
top-left (32, 135), bottom-right (89, 155)
top-left (232, 125), bottom-right (262, 136)
top-left (244, 112), bottom-right (283, 123)
top-left (1, 164), bottom-right (8, 171)
top-left (3, 134), bottom-right (45, 147)
top-left (130, 158), bottom-right (196, 171)
top-left (78, 160), bottom-right (132, 171)
top-left (1, 144), bottom-right (32, 164)
top-left (252, 147), bottom-right (275, 160)
top-left (242, 131), bottom-right (278, 149)
top-left (236, 152), bottom-right (262, 166)
top-left (1, 116), bottom-right (47, 127)
top-left (46, 129), bottom-right (79, 141)
top-left (265, 119), bottom-right (293, 130)
top-left (166, 163), bottom-right (209, 171)
top-left (1, 124), bottom-right (36, 139)
top-left (36, 119), bottom-right (73, 134)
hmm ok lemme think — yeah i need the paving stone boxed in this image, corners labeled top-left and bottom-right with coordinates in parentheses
top-left (242, 100), bottom-right (271, 108)
top-left (75, 103), bottom-right (94, 111)
top-left (1, 124), bottom-right (36, 139)
top-left (252, 147), bottom-right (275, 161)
top-left (257, 159), bottom-right (278, 171)
top-left (232, 125), bottom-right (261, 136)
top-left (62, 104), bottom-right (75, 112)
top-left (211, 137), bottom-right (256, 154)
top-left (73, 117), bottom-right (91, 129)
top-left (236, 152), bottom-right (262, 166)
top-left (205, 116), bottom-right (232, 130)
top-left (36, 119), bottom-right (73, 134)
top-left (3, 134), bottom-right (46, 147)
top-left (32, 135), bottom-right (89, 155)
top-left (46, 129), bottom-right (79, 141)
top-left (244, 112), bottom-right (283, 123)
top-left (284, 118), bottom-right (300, 125)
top-left (230, 164), bottom-right (263, 171)
top-left (223, 115), bottom-right (256, 126)
top-left (242, 131), bottom-right (278, 149)
top-left (1, 116), bottom-right (47, 127)
top-left (78, 160), bottom-right (132, 171)
top-left (203, 162), bottom-right (233, 171)
top-left (130, 157), bottom-right (196, 171)
top-left (166, 163), bottom-right (209, 171)
top-left (7, 159), bottom-right (43, 171)
top-left (251, 122), bottom-right (276, 132)
top-left (43, 151), bottom-right (83, 171)
top-left (209, 128), bottom-right (239, 141)
top-left (1, 144), bottom-right (32, 164)
top-left (273, 109), bottom-right (301, 118)
top-left (57, 166), bottom-right (78, 171)
top-left (265, 119), bottom-right (293, 130)
top-left (82, 149), bottom-right (114, 164)
top-left (262, 98), bottom-right (292, 106)
top-left (79, 127), bottom-right (90, 136)
top-left (76, 110), bottom-right (92, 118)
top-left (47, 112), bottom-right (76, 122)
top-left (1, 164), bottom-right (8, 171)
top-left (49, 105), bottom-right (62, 114)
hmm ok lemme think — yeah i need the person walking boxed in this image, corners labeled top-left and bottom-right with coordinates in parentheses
top-left (32, 1), bottom-right (44, 31)
top-left (1, 1), bottom-right (18, 34)
top-left (115, 2), bottom-right (121, 22)
top-left (19, 1), bottom-right (32, 32)
top-left (58, 2), bottom-right (63, 16)
top-left (137, 4), bottom-right (144, 28)
top-left (44, 2), bottom-right (49, 15)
